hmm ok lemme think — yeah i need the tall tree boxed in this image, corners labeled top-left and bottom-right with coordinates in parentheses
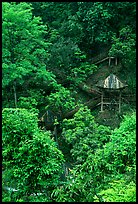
top-left (2, 2), bottom-right (56, 108)
top-left (2, 108), bottom-right (64, 201)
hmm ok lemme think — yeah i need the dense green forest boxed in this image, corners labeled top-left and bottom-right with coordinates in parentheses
top-left (2, 2), bottom-right (136, 202)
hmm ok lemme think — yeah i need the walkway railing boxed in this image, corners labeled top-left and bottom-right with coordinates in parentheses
top-left (91, 47), bottom-right (110, 64)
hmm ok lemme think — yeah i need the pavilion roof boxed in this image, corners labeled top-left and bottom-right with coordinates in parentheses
top-left (96, 74), bottom-right (128, 90)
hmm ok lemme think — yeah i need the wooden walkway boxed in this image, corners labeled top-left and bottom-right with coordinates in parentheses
top-left (39, 49), bottom-right (135, 129)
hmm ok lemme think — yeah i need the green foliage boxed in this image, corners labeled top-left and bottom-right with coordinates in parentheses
top-left (18, 97), bottom-right (38, 113)
top-left (52, 112), bottom-right (136, 202)
top-left (2, 2), bottom-right (57, 108)
top-left (62, 105), bottom-right (111, 163)
top-left (94, 180), bottom-right (136, 202)
top-left (2, 2), bottom-right (136, 202)
top-left (109, 25), bottom-right (136, 92)
top-left (2, 108), bottom-right (64, 201)
top-left (68, 62), bottom-right (97, 85)
top-left (109, 26), bottom-right (136, 59)
top-left (2, 2), bottom-right (47, 86)
top-left (2, 108), bottom-right (38, 149)
top-left (84, 2), bottom-right (113, 44)
top-left (62, 14), bottom-right (84, 44)
top-left (47, 86), bottom-right (76, 115)
top-left (46, 36), bottom-right (83, 72)
top-left (103, 112), bottom-right (136, 174)
top-left (52, 149), bottom-right (105, 202)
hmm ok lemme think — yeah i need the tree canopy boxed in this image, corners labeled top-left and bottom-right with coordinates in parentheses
top-left (2, 2), bottom-right (136, 202)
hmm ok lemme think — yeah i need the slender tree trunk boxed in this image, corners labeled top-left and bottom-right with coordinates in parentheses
top-left (119, 91), bottom-right (121, 113)
top-left (53, 125), bottom-right (58, 146)
top-left (100, 91), bottom-right (104, 112)
top-left (13, 81), bottom-right (17, 108)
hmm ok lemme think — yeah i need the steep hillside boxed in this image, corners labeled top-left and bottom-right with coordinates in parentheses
top-left (74, 58), bottom-right (135, 129)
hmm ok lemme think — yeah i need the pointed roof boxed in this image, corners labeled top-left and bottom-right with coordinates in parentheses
top-left (96, 74), bottom-right (128, 90)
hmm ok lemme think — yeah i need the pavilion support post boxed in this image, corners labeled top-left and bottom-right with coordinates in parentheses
top-left (119, 91), bottom-right (121, 113)
top-left (100, 91), bottom-right (104, 112)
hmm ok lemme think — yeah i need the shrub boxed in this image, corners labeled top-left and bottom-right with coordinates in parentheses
top-left (2, 108), bottom-right (64, 201)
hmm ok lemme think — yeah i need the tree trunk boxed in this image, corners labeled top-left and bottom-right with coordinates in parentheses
top-left (13, 81), bottom-right (17, 108)
top-left (53, 125), bottom-right (59, 147)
